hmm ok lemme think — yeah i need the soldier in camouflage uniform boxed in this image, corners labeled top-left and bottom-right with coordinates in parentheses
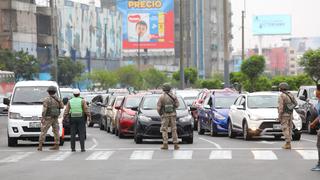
top-left (157, 83), bottom-right (180, 150)
top-left (38, 86), bottom-right (64, 151)
top-left (310, 88), bottom-right (320, 171)
top-left (278, 82), bottom-right (297, 149)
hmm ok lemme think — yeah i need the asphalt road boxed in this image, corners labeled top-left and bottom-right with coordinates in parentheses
top-left (0, 116), bottom-right (319, 180)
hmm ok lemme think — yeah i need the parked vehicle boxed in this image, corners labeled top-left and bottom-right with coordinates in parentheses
top-left (197, 91), bottom-right (239, 136)
top-left (134, 94), bottom-right (193, 144)
top-left (88, 94), bottom-right (109, 128)
top-left (114, 94), bottom-right (143, 138)
top-left (228, 92), bottom-right (302, 141)
top-left (104, 95), bottom-right (124, 134)
top-left (4, 81), bottom-right (64, 147)
top-left (0, 95), bottom-right (9, 114)
top-left (190, 89), bottom-right (211, 130)
top-left (296, 86), bottom-right (318, 134)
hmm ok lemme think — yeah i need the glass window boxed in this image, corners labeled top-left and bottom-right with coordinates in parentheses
top-left (214, 96), bottom-right (238, 109)
top-left (124, 96), bottom-right (142, 108)
top-left (247, 95), bottom-right (278, 108)
top-left (12, 86), bottom-right (51, 105)
top-left (309, 88), bottom-right (317, 100)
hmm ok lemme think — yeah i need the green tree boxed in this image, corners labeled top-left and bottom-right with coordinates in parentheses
top-left (255, 76), bottom-right (272, 91)
top-left (241, 55), bottom-right (266, 92)
top-left (116, 65), bottom-right (143, 89)
top-left (141, 68), bottom-right (168, 89)
top-left (271, 74), bottom-right (314, 91)
top-left (88, 70), bottom-right (118, 89)
top-left (53, 57), bottom-right (85, 86)
top-left (199, 79), bottom-right (223, 89)
top-left (172, 67), bottom-right (198, 85)
top-left (299, 49), bottom-right (320, 83)
top-left (0, 49), bottom-right (40, 81)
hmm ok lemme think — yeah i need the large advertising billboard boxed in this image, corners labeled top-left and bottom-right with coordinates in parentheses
top-left (117, 0), bottom-right (174, 49)
top-left (252, 15), bottom-right (291, 35)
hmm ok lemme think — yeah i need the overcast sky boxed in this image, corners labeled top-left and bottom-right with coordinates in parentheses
top-left (231, 0), bottom-right (320, 51)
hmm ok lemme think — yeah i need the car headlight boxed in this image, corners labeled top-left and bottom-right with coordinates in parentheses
top-left (248, 114), bottom-right (259, 121)
top-left (139, 115), bottom-right (152, 122)
top-left (179, 115), bottom-right (192, 122)
top-left (214, 113), bottom-right (225, 121)
top-left (9, 112), bottom-right (22, 119)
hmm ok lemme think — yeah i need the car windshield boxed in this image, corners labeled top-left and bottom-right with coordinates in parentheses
top-left (214, 96), bottom-right (238, 109)
top-left (12, 86), bottom-right (56, 105)
top-left (61, 91), bottom-right (73, 99)
top-left (124, 97), bottom-right (142, 108)
top-left (247, 95), bottom-right (278, 108)
top-left (142, 96), bottom-right (187, 110)
top-left (309, 88), bottom-right (317, 100)
top-left (184, 96), bottom-right (197, 106)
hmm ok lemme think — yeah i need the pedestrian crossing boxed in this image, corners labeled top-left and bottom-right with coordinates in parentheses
top-left (0, 149), bottom-right (318, 163)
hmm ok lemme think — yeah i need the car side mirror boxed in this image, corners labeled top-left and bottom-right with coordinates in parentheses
top-left (204, 105), bottom-right (211, 109)
top-left (299, 95), bottom-right (307, 101)
top-left (131, 106), bottom-right (139, 111)
top-left (189, 106), bottom-right (197, 111)
top-left (62, 97), bottom-right (69, 105)
top-left (3, 98), bottom-right (10, 105)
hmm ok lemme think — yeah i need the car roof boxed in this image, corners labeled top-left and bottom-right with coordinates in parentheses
top-left (15, 81), bottom-right (58, 87)
top-left (60, 88), bottom-right (74, 92)
top-left (246, 91), bottom-right (280, 96)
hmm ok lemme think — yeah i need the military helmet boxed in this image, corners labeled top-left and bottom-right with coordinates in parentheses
top-left (279, 82), bottom-right (289, 91)
top-left (162, 83), bottom-right (172, 91)
top-left (47, 86), bottom-right (57, 92)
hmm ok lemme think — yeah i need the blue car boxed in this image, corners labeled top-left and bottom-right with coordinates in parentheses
top-left (197, 91), bottom-right (239, 136)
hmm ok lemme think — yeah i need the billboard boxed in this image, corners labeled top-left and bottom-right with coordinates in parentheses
top-left (252, 15), bottom-right (291, 35)
top-left (117, 0), bottom-right (174, 49)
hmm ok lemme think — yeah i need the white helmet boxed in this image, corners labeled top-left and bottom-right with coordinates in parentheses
top-left (73, 89), bottom-right (80, 95)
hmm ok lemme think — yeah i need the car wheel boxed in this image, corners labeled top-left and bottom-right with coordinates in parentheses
top-left (115, 128), bottom-right (119, 136)
top-left (210, 120), bottom-right (217, 137)
top-left (243, 121), bottom-right (251, 141)
top-left (134, 133), bottom-right (143, 144)
top-left (306, 115), bottom-right (317, 134)
top-left (99, 121), bottom-right (104, 130)
top-left (118, 127), bottom-right (124, 139)
top-left (59, 137), bottom-right (64, 146)
top-left (8, 136), bottom-right (17, 147)
top-left (292, 132), bottom-right (301, 141)
top-left (228, 120), bottom-right (236, 138)
top-left (197, 120), bottom-right (205, 135)
top-left (88, 122), bottom-right (94, 127)
top-left (193, 118), bottom-right (198, 130)
top-left (182, 136), bottom-right (193, 144)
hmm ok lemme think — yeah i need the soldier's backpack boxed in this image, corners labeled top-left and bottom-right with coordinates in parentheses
top-left (46, 96), bottom-right (61, 118)
top-left (284, 92), bottom-right (297, 113)
top-left (164, 93), bottom-right (176, 113)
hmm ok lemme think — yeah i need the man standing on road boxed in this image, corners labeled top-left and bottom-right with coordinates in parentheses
top-left (38, 86), bottom-right (64, 151)
top-left (157, 83), bottom-right (180, 150)
top-left (63, 89), bottom-right (91, 152)
top-left (278, 82), bottom-right (297, 149)
top-left (310, 87), bottom-right (320, 171)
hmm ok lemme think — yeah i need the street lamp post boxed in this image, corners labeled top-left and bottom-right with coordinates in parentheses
top-left (137, 34), bottom-right (141, 71)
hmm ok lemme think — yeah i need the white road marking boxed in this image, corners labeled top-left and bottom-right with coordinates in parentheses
top-left (199, 137), bottom-right (222, 149)
top-left (86, 151), bottom-right (114, 160)
top-left (88, 138), bottom-right (98, 150)
top-left (173, 150), bottom-right (193, 159)
top-left (209, 150), bottom-right (232, 159)
top-left (256, 141), bottom-right (276, 145)
top-left (41, 152), bottom-right (72, 161)
top-left (130, 151), bottom-right (154, 160)
top-left (296, 150), bottom-right (318, 160)
top-left (252, 150), bottom-right (278, 160)
top-left (301, 138), bottom-right (317, 143)
top-left (0, 152), bottom-right (34, 163)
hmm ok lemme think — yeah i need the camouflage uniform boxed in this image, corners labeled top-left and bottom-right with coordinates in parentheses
top-left (39, 95), bottom-right (64, 145)
top-left (278, 91), bottom-right (296, 144)
top-left (157, 92), bottom-right (179, 145)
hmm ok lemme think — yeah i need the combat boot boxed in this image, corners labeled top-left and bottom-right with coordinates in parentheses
top-left (174, 144), bottom-right (180, 150)
top-left (282, 142), bottom-right (291, 149)
top-left (49, 144), bottom-right (59, 150)
top-left (37, 143), bottom-right (43, 151)
top-left (161, 144), bottom-right (168, 150)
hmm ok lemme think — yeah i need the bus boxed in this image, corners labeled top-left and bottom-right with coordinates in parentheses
top-left (0, 70), bottom-right (15, 96)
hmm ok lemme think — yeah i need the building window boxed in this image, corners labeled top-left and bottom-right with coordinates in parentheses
top-left (290, 65), bottom-right (295, 68)
top-left (291, 58), bottom-right (295, 61)
top-left (290, 50), bottom-right (295, 54)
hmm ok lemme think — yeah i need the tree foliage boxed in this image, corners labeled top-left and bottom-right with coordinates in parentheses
top-left (116, 65), bottom-right (143, 89)
top-left (271, 74), bottom-right (314, 90)
top-left (299, 49), bottom-right (320, 83)
top-left (0, 49), bottom-right (40, 81)
top-left (53, 57), bottom-right (85, 86)
top-left (199, 79), bottom-right (223, 89)
top-left (88, 70), bottom-right (118, 89)
top-left (173, 67), bottom-right (198, 85)
top-left (141, 68), bottom-right (168, 89)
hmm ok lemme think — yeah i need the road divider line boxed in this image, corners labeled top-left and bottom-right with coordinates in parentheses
top-left (88, 138), bottom-right (98, 150)
top-left (199, 137), bottom-right (222, 149)
top-left (86, 151), bottom-right (114, 160)
top-left (301, 138), bottom-right (317, 143)
top-left (209, 150), bottom-right (232, 160)
top-left (41, 152), bottom-right (72, 161)
top-left (130, 151), bottom-right (154, 160)
top-left (173, 150), bottom-right (193, 159)
top-left (0, 152), bottom-right (34, 163)
top-left (296, 150), bottom-right (318, 160)
top-left (252, 150), bottom-right (278, 160)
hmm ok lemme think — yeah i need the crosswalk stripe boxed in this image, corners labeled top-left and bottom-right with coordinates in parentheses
top-left (130, 151), bottom-right (154, 160)
top-left (41, 152), bottom-right (72, 161)
top-left (252, 150), bottom-right (278, 160)
top-left (173, 150), bottom-right (193, 159)
top-left (86, 151), bottom-right (114, 160)
top-left (0, 152), bottom-right (34, 163)
top-left (296, 150), bottom-right (318, 160)
top-left (209, 150), bottom-right (232, 160)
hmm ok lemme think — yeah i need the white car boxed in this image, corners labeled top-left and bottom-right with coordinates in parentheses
top-left (228, 92), bottom-right (302, 140)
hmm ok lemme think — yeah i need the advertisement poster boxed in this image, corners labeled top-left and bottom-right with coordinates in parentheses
top-left (252, 15), bottom-right (292, 35)
top-left (117, 0), bottom-right (174, 49)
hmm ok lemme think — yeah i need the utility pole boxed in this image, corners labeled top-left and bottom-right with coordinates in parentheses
top-left (223, 0), bottom-right (230, 88)
top-left (104, 22), bottom-right (107, 69)
top-left (51, 0), bottom-right (58, 82)
top-left (179, 0), bottom-right (185, 89)
top-left (137, 34), bottom-right (141, 71)
top-left (241, 10), bottom-right (245, 61)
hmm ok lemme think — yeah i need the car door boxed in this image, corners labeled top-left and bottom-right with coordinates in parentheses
top-left (231, 96), bottom-right (246, 131)
top-left (199, 95), bottom-right (212, 129)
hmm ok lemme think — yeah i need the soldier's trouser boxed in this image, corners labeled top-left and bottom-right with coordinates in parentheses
top-left (280, 115), bottom-right (293, 143)
top-left (70, 117), bottom-right (86, 150)
top-left (317, 130), bottom-right (320, 165)
top-left (39, 118), bottom-right (60, 144)
top-left (160, 116), bottom-right (178, 144)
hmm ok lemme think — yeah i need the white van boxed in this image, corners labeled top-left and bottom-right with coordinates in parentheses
top-left (4, 81), bottom-right (65, 147)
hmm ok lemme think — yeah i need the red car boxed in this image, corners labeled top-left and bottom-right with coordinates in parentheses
top-left (115, 94), bottom-right (143, 138)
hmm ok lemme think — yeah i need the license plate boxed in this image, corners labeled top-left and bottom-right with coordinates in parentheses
top-left (29, 122), bottom-right (41, 128)
top-left (273, 124), bottom-right (281, 130)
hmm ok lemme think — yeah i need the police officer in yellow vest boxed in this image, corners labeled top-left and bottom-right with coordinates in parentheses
top-left (63, 89), bottom-right (91, 152)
